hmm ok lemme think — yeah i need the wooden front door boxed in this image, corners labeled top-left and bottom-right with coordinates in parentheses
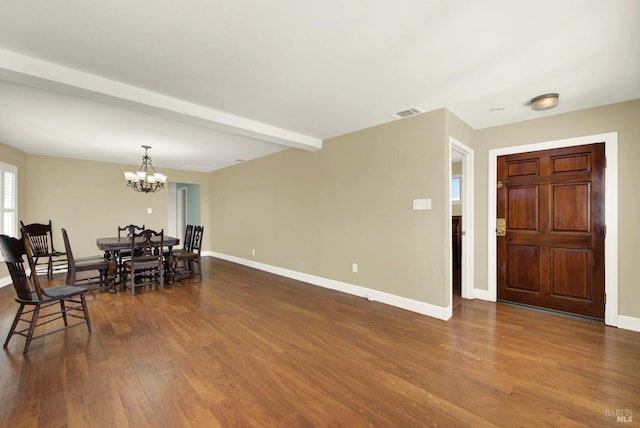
top-left (497, 143), bottom-right (605, 319)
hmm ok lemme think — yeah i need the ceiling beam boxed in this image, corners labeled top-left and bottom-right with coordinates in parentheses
top-left (0, 48), bottom-right (322, 151)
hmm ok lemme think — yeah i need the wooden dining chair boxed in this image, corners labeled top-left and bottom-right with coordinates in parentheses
top-left (172, 225), bottom-right (203, 280)
top-left (20, 220), bottom-right (67, 278)
top-left (121, 229), bottom-right (164, 295)
top-left (0, 234), bottom-right (92, 354)
top-left (62, 228), bottom-right (116, 290)
top-left (116, 224), bottom-right (145, 271)
top-left (188, 225), bottom-right (204, 278)
top-left (167, 224), bottom-right (193, 281)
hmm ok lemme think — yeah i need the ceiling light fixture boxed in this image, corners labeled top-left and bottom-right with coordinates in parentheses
top-left (530, 93), bottom-right (559, 111)
top-left (123, 145), bottom-right (168, 193)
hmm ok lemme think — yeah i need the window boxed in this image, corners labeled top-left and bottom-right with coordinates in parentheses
top-left (0, 162), bottom-right (17, 237)
top-left (451, 175), bottom-right (461, 204)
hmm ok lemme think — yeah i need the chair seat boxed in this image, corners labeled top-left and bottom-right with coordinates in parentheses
top-left (168, 249), bottom-right (198, 259)
top-left (14, 285), bottom-right (88, 304)
top-left (18, 284), bottom-right (89, 302)
top-left (44, 284), bottom-right (90, 298)
top-left (73, 255), bottom-right (109, 269)
top-left (123, 255), bottom-right (162, 270)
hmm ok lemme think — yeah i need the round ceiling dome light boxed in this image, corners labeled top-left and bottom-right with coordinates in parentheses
top-left (530, 93), bottom-right (559, 111)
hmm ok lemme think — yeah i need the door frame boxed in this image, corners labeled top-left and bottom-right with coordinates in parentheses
top-left (177, 186), bottom-right (188, 243)
top-left (487, 132), bottom-right (618, 326)
top-left (450, 137), bottom-right (474, 302)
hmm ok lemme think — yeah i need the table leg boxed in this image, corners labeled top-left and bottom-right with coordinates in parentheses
top-left (103, 250), bottom-right (118, 293)
top-left (166, 245), bottom-right (176, 284)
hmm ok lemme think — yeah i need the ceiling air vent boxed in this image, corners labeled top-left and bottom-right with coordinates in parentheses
top-left (390, 107), bottom-right (423, 119)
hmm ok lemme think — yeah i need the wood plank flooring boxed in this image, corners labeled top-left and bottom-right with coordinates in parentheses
top-left (0, 257), bottom-right (638, 427)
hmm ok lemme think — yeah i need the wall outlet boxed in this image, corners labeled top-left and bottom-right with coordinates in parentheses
top-left (352, 263), bottom-right (358, 273)
top-left (147, 207), bottom-right (153, 214)
top-left (252, 249), bottom-right (256, 256)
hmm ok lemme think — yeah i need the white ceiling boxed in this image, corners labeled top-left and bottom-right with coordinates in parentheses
top-left (0, 0), bottom-right (638, 172)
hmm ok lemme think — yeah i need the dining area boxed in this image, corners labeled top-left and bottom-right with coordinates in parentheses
top-left (95, 223), bottom-right (204, 292)
top-left (94, 223), bottom-right (204, 294)
top-left (0, 220), bottom-right (204, 353)
top-left (18, 220), bottom-right (204, 295)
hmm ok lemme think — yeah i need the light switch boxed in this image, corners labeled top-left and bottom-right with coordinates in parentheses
top-left (413, 198), bottom-right (431, 210)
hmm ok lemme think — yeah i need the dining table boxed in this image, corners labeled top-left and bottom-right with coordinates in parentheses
top-left (96, 235), bottom-right (180, 292)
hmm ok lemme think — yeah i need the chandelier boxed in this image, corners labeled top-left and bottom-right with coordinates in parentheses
top-left (123, 145), bottom-right (168, 193)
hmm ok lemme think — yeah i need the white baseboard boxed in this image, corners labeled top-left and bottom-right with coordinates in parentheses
top-left (617, 315), bottom-right (640, 333)
top-left (0, 276), bottom-right (11, 288)
top-left (208, 251), bottom-right (452, 321)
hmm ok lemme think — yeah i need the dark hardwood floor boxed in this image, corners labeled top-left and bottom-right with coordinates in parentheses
top-left (0, 257), bottom-right (638, 427)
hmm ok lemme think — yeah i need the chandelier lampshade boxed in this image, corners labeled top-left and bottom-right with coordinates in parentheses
top-left (123, 145), bottom-right (167, 193)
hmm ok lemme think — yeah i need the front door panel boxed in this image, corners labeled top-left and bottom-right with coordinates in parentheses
top-left (497, 143), bottom-right (605, 319)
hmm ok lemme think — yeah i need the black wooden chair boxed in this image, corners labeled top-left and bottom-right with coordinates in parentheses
top-left (20, 220), bottom-right (67, 278)
top-left (62, 228), bottom-right (116, 290)
top-left (121, 229), bottom-right (164, 295)
top-left (167, 224), bottom-right (192, 281)
top-left (0, 234), bottom-right (91, 354)
top-left (171, 225), bottom-right (203, 280)
top-left (116, 224), bottom-right (145, 277)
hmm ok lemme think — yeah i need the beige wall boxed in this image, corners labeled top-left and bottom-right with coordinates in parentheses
top-left (473, 99), bottom-right (640, 318)
top-left (211, 109), bottom-right (453, 307)
top-left (22, 155), bottom-right (210, 258)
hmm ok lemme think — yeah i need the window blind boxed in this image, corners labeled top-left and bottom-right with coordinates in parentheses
top-left (0, 162), bottom-right (17, 237)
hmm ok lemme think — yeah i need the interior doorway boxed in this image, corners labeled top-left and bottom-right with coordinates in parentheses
top-left (168, 182), bottom-right (201, 246)
top-left (450, 137), bottom-right (474, 309)
top-left (177, 187), bottom-right (188, 243)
